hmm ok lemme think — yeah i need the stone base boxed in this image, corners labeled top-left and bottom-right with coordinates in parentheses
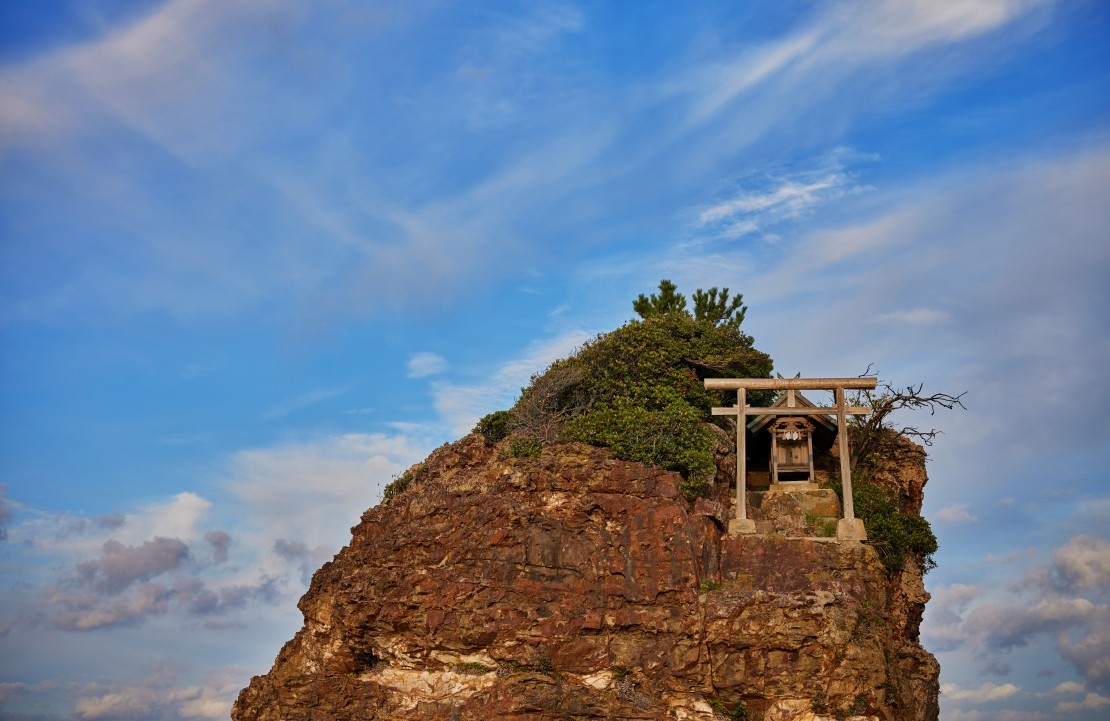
top-left (728, 518), bottom-right (758, 535)
top-left (765, 482), bottom-right (820, 493)
top-left (837, 517), bottom-right (867, 542)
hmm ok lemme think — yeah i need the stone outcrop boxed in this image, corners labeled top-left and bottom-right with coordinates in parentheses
top-left (233, 434), bottom-right (938, 720)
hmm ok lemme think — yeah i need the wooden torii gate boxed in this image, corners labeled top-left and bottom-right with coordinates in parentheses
top-left (705, 377), bottom-right (877, 540)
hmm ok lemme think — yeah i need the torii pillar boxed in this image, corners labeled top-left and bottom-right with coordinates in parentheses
top-left (707, 377), bottom-right (877, 541)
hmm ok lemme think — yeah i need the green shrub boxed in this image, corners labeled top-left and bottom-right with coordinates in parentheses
top-left (805, 511), bottom-right (837, 536)
top-left (708, 697), bottom-right (747, 721)
top-left (382, 466), bottom-right (421, 505)
top-left (832, 476), bottom-right (938, 572)
top-left (562, 400), bottom-right (716, 499)
top-left (497, 660), bottom-right (525, 674)
top-left (508, 437), bottom-right (543, 458)
top-left (567, 311), bottom-right (771, 417)
top-left (455, 662), bottom-right (493, 675)
top-left (490, 281), bottom-right (773, 501)
top-left (700, 579), bottom-right (723, 592)
top-left (474, 410), bottom-right (512, 443)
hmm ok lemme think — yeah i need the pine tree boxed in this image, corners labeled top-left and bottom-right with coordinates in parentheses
top-left (692, 287), bottom-right (746, 329)
top-left (634, 279), bottom-right (747, 330)
top-left (632, 279), bottom-right (687, 318)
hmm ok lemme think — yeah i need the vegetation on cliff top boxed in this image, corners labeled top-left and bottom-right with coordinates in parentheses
top-left (468, 279), bottom-right (941, 571)
top-left (476, 280), bottom-right (773, 499)
top-left (832, 473), bottom-right (938, 573)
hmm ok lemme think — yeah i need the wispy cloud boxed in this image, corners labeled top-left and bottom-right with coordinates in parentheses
top-left (406, 352), bottom-right (448, 379)
top-left (874, 308), bottom-right (950, 325)
top-left (0, 0), bottom-right (1053, 333)
top-left (683, 0), bottom-right (1053, 126)
top-left (68, 665), bottom-right (244, 720)
top-left (941, 681), bottom-right (1021, 703)
top-left (729, 140), bottom-right (1110, 463)
top-left (0, 0), bottom-right (314, 160)
top-left (261, 387), bottom-right (349, 420)
top-left (453, 2), bottom-right (584, 128)
top-left (935, 503), bottom-right (979, 523)
top-left (432, 330), bottom-right (590, 435)
top-left (695, 149), bottom-right (875, 242)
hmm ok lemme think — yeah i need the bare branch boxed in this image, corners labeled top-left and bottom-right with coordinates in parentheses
top-left (849, 372), bottom-right (967, 464)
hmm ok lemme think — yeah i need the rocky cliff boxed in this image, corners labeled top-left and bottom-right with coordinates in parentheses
top-left (232, 433), bottom-right (938, 721)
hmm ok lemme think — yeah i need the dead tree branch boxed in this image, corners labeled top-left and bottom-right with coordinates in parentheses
top-left (849, 366), bottom-right (967, 464)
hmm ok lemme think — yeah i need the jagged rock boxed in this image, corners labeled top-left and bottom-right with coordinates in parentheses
top-left (233, 434), bottom-right (938, 720)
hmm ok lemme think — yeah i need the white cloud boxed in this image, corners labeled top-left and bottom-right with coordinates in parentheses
top-left (694, 148), bottom-right (874, 242)
top-left (684, 0), bottom-right (1052, 126)
top-left (688, 32), bottom-right (818, 122)
top-left (935, 503), bottom-right (979, 523)
top-left (924, 533), bottom-right (1110, 692)
top-left (406, 352), bottom-right (448, 378)
top-left (5, 429), bottom-right (433, 636)
top-left (924, 583), bottom-right (980, 651)
top-left (699, 175), bottom-right (849, 225)
top-left (0, 0), bottom-right (1058, 335)
top-left (1058, 623), bottom-right (1110, 692)
top-left (874, 308), bottom-right (949, 325)
top-left (68, 665), bottom-right (241, 720)
top-left (75, 687), bottom-right (160, 719)
top-left (0, 0), bottom-right (303, 159)
top-left (941, 681), bottom-right (1021, 702)
top-left (1051, 681), bottom-right (1087, 695)
top-left (227, 432), bottom-right (432, 550)
top-left (945, 711), bottom-right (1053, 721)
top-left (965, 597), bottom-right (1100, 650)
top-left (49, 583), bottom-right (176, 631)
top-left (1052, 536), bottom-right (1110, 593)
top-left (123, 492), bottom-right (213, 547)
top-left (833, 0), bottom-right (1048, 52)
top-left (1055, 692), bottom-right (1110, 713)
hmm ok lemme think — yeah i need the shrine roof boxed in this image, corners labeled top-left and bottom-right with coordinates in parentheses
top-left (745, 390), bottom-right (838, 433)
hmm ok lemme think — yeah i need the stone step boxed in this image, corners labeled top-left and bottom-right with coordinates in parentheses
top-left (744, 488), bottom-right (842, 538)
top-left (744, 469), bottom-right (831, 488)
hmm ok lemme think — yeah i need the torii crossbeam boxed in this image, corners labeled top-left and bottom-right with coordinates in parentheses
top-left (705, 377), bottom-right (877, 540)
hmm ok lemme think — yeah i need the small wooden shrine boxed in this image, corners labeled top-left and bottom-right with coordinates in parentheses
top-left (706, 377), bottom-right (876, 540)
top-left (746, 389), bottom-right (837, 486)
top-left (770, 417), bottom-right (815, 481)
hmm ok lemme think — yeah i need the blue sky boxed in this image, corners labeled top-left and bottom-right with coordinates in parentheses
top-left (1, 1), bottom-right (1108, 719)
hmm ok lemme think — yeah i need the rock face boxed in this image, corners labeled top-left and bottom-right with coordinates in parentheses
top-left (233, 435), bottom-right (938, 720)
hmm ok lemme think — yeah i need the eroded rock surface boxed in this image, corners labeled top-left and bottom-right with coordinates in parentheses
top-left (233, 435), bottom-right (938, 720)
